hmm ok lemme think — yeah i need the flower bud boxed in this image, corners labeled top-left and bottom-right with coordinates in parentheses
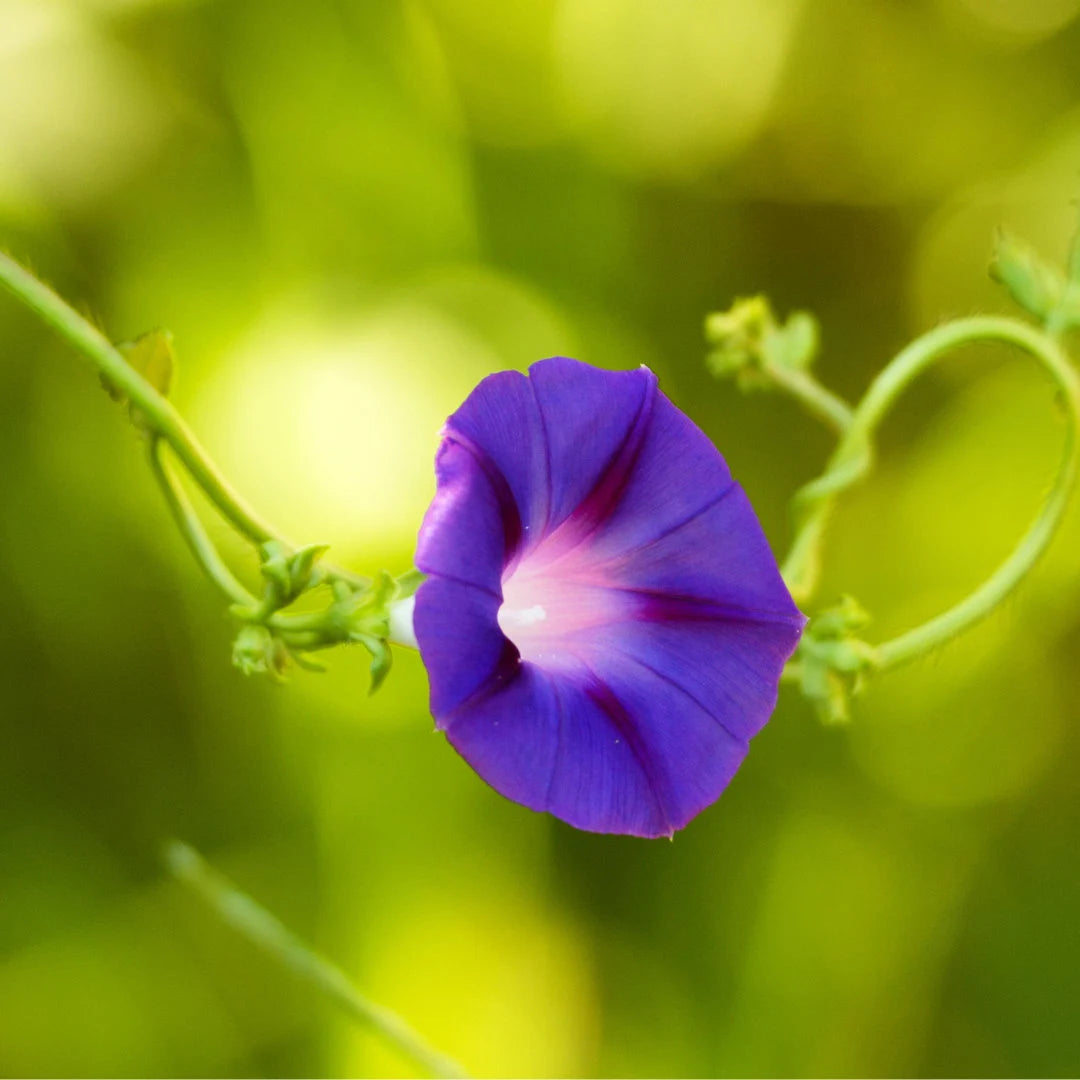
top-left (990, 231), bottom-right (1066, 323)
top-left (706, 296), bottom-right (820, 390)
top-left (232, 623), bottom-right (288, 679)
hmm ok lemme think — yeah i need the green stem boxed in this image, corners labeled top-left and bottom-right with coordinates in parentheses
top-left (0, 252), bottom-right (368, 592)
top-left (764, 362), bottom-right (854, 435)
top-left (147, 438), bottom-right (258, 609)
top-left (164, 841), bottom-right (468, 1080)
top-left (0, 252), bottom-right (280, 547)
top-left (271, 610), bottom-right (339, 633)
top-left (783, 315), bottom-right (1080, 665)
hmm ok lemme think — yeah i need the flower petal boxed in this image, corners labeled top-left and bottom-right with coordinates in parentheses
top-left (415, 437), bottom-right (516, 593)
top-left (592, 611), bottom-right (801, 745)
top-left (577, 386), bottom-right (735, 559)
top-left (571, 656), bottom-right (748, 835)
top-left (413, 576), bottom-right (513, 717)
top-left (607, 485), bottom-right (803, 621)
top-left (440, 369), bottom-right (549, 547)
top-left (446, 357), bottom-right (656, 545)
top-left (438, 647), bottom-right (759, 837)
top-left (439, 664), bottom-right (559, 819)
top-left (527, 357), bottom-right (656, 545)
top-left (441, 662), bottom-right (674, 837)
top-left (541, 671), bottom-right (675, 838)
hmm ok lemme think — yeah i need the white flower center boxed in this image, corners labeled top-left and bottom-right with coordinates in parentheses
top-left (388, 594), bottom-right (418, 649)
top-left (499, 603), bottom-right (547, 629)
top-left (496, 543), bottom-right (636, 668)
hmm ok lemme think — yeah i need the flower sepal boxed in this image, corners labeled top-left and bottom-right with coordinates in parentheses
top-left (254, 541), bottom-right (331, 611)
top-left (991, 231), bottom-right (1068, 326)
top-left (229, 546), bottom-right (414, 691)
top-left (991, 226), bottom-right (1080, 334)
top-left (232, 623), bottom-right (290, 681)
top-left (101, 328), bottom-right (176, 433)
top-left (796, 596), bottom-right (880, 725)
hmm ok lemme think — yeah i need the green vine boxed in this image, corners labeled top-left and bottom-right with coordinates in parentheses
top-left (706, 228), bottom-right (1080, 722)
top-left (0, 252), bottom-right (416, 687)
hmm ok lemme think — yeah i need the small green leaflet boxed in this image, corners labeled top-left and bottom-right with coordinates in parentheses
top-left (102, 328), bottom-right (175, 403)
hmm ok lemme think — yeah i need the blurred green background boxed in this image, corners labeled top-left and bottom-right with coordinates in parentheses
top-left (2, 0), bottom-right (1080, 1075)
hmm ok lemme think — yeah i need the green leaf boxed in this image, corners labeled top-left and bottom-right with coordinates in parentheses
top-left (104, 328), bottom-right (176, 401)
top-left (990, 231), bottom-right (1066, 323)
top-left (764, 310), bottom-right (819, 371)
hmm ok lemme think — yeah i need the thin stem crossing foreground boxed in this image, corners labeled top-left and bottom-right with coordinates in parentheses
top-left (164, 842), bottom-right (468, 1079)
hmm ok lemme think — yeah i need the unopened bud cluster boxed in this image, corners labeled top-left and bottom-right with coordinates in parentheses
top-left (229, 541), bottom-right (419, 690)
top-left (796, 596), bottom-right (879, 725)
top-left (705, 296), bottom-right (820, 390)
top-left (992, 230), bottom-right (1080, 335)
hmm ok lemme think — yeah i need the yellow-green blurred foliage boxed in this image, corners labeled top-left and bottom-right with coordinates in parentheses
top-left (2, 0), bottom-right (1080, 1075)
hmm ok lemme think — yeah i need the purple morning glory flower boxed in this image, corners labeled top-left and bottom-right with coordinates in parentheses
top-left (413, 357), bottom-right (804, 837)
